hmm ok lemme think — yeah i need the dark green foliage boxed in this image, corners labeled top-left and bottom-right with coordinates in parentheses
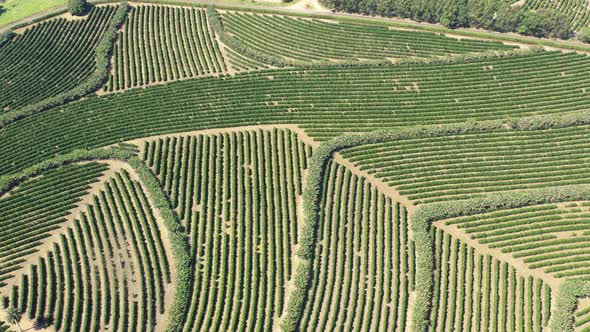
top-left (466, 0), bottom-right (498, 29)
top-left (493, 5), bottom-right (522, 32)
top-left (0, 30), bottom-right (14, 48)
top-left (518, 9), bottom-right (573, 39)
top-left (440, 0), bottom-right (467, 28)
top-left (0, 2), bottom-right (128, 125)
top-left (578, 27), bottom-right (590, 43)
top-left (322, 0), bottom-right (573, 38)
top-left (67, 0), bottom-right (88, 16)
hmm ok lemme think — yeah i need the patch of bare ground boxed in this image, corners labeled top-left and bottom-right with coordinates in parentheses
top-left (288, 0), bottom-right (330, 12)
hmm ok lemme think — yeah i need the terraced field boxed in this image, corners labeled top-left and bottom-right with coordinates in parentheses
top-left (220, 11), bottom-right (515, 63)
top-left (106, 5), bottom-right (226, 91)
top-left (300, 161), bottom-right (415, 331)
top-left (4, 2), bottom-right (590, 332)
top-left (0, 5), bottom-right (118, 111)
top-left (141, 128), bottom-right (311, 331)
top-left (341, 125), bottom-right (590, 204)
top-left (523, 0), bottom-right (590, 31)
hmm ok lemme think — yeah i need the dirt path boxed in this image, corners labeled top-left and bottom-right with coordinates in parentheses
top-left (288, 0), bottom-right (329, 12)
top-left (332, 152), bottom-right (416, 214)
top-left (0, 160), bottom-right (126, 293)
top-left (432, 219), bottom-right (562, 291)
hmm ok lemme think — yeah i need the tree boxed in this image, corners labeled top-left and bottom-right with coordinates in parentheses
top-left (494, 5), bottom-right (522, 32)
top-left (517, 10), bottom-right (548, 37)
top-left (5, 307), bottom-right (23, 332)
top-left (467, 0), bottom-right (498, 29)
top-left (578, 27), bottom-right (590, 43)
top-left (67, 0), bottom-right (88, 16)
top-left (440, 0), bottom-right (467, 28)
top-left (517, 9), bottom-right (572, 39)
top-left (545, 10), bottom-right (573, 39)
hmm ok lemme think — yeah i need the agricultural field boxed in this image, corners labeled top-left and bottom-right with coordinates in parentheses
top-left (4, 1), bottom-right (590, 331)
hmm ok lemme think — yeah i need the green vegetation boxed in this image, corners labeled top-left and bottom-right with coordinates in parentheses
top-left (7, 50), bottom-right (590, 175)
top-left (0, 6), bottom-right (117, 112)
top-left (431, 229), bottom-right (551, 331)
top-left (67, 0), bottom-right (87, 16)
top-left (106, 6), bottom-right (226, 91)
top-left (299, 161), bottom-right (414, 331)
top-left (341, 124), bottom-right (590, 204)
top-left (445, 203), bottom-right (590, 279)
top-left (6, 3), bottom-right (590, 332)
top-left (220, 11), bottom-right (514, 64)
top-left (0, 170), bottom-right (171, 331)
top-left (0, 0), bottom-right (65, 28)
top-left (321, 0), bottom-right (576, 38)
top-left (0, 163), bottom-right (107, 287)
top-left (522, 0), bottom-right (590, 31)
top-left (143, 128), bottom-right (311, 331)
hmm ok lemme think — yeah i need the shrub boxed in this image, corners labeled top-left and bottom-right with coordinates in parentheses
top-left (578, 27), bottom-right (590, 43)
top-left (0, 30), bottom-right (14, 48)
top-left (67, 0), bottom-right (88, 16)
top-left (0, 2), bottom-right (129, 128)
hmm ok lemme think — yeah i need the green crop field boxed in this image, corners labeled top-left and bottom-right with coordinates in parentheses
top-left (4, 0), bottom-right (590, 331)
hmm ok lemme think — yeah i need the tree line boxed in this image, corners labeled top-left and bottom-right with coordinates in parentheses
top-left (319, 0), bottom-right (575, 40)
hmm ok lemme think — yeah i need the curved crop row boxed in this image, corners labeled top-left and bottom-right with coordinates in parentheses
top-left (5, 50), bottom-right (590, 175)
top-left (299, 160), bottom-right (414, 331)
top-left (523, 0), bottom-right (590, 31)
top-left (341, 124), bottom-right (590, 204)
top-left (0, 162), bottom-right (107, 287)
top-left (220, 11), bottom-right (515, 64)
top-left (444, 202), bottom-right (590, 279)
top-left (0, 6), bottom-right (117, 112)
top-left (106, 5), bottom-right (226, 91)
top-left (141, 128), bottom-right (311, 331)
top-left (0, 169), bottom-right (171, 331)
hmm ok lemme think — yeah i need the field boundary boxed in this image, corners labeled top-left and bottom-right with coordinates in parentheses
top-left (5, 0), bottom-right (590, 53)
top-left (286, 110), bottom-right (590, 331)
top-left (0, 148), bottom-right (192, 332)
top-left (0, 2), bottom-right (129, 128)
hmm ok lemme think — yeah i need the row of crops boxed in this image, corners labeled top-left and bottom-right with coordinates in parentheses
top-left (576, 300), bottom-right (590, 331)
top-left (4, 50), bottom-right (590, 176)
top-left (0, 6), bottom-right (116, 111)
top-left (0, 163), bottom-right (107, 287)
top-left (341, 124), bottom-right (590, 204)
top-left (443, 203), bottom-right (590, 280)
top-left (142, 129), bottom-right (311, 331)
top-left (523, 0), bottom-right (590, 31)
top-left (300, 161), bottom-right (415, 331)
top-left (431, 228), bottom-right (551, 332)
top-left (0, 169), bottom-right (171, 332)
top-left (106, 5), bottom-right (226, 92)
top-left (220, 11), bottom-right (515, 63)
